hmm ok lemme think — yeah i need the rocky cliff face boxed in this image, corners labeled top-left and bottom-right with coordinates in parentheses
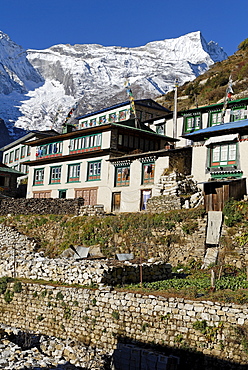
top-left (0, 30), bottom-right (227, 141)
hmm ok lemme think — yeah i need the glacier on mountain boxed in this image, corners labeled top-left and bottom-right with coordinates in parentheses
top-left (0, 30), bottom-right (227, 138)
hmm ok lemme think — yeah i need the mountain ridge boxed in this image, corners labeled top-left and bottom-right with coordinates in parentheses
top-left (0, 30), bottom-right (227, 143)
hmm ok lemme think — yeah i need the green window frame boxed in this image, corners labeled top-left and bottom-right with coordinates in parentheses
top-left (230, 107), bottom-right (247, 122)
top-left (210, 143), bottom-right (237, 167)
top-left (50, 166), bottom-right (61, 184)
top-left (70, 133), bottom-right (101, 153)
top-left (99, 115), bottom-right (107, 124)
top-left (119, 109), bottom-right (127, 121)
top-left (209, 111), bottom-right (222, 126)
top-left (58, 189), bottom-right (67, 198)
top-left (184, 115), bottom-right (201, 132)
top-left (87, 161), bottom-right (101, 181)
top-left (115, 166), bottom-right (130, 187)
top-left (108, 112), bottom-right (117, 123)
top-left (21, 146), bottom-right (26, 159)
top-left (33, 168), bottom-right (44, 185)
top-left (67, 163), bottom-right (81, 182)
top-left (9, 151), bottom-right (14, 163)
top-left (37, 141), bottom-right (63, 158)
top-left (142, 162), bottom-right (155, 184)
top-left (4, 153), bottom-right (9, 164)
top-left (90, 118), bottom-right (97, 126)
top-left (81, 120), bottom-right (88, 128)
top-left (15, 148), bottom-right (20, 161)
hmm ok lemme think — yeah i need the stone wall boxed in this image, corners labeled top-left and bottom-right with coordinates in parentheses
top-left (0, 282), bottom-right (247, 367)
top-left (0, 198), bottom-right (105, 216)
top-left (149, 171), bottom-right (203, 212)
top-left (0, 224), bottom-right (172, 286)
top-left (147, 195), bottom-right (182, 212)
top-left (0, 257), bottom-right (172, 286)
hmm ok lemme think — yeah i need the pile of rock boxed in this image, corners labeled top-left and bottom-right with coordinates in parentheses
top-left (155, 172), bottom-right (200, 197)
top-left (0, 325), bottom-right (109, 369)
top-left (0, 223), bottom-right (172, 285)
top-left (148, 171), bottom-right (203, 212)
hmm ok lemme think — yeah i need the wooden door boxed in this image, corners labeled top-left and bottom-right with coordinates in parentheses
top-left (75, 187), bottom-right (98, 205)
top-left (141, 189), bottom-right (152, 210)
top-left (112, 192), bottom-right (121, 211)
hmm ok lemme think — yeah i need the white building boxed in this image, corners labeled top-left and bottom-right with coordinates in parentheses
top-left (24, 99), bottom-right (180, 212)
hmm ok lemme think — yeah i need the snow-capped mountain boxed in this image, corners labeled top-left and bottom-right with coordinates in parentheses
top-left (0, 30), bottom-right (227, 141)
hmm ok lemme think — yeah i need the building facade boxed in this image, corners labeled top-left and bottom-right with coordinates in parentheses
top-left (24, 100), bottom-right (177, 212)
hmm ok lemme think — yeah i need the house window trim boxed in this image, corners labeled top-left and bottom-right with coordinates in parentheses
top-left (67, 163), bottom-right (81, 183)
top-left (209, 111), bottom-right (222, 127)
top-left (37, 141), bottom-right (63, 159)
top-left (33, 168), bottom-right (45, 186)
top-left (69, 133), bottom-right (102, 153)
top-left (184, 114), bottom-right (201, 133)
top-left (87, 160), bottom-right (102, 181)
top-left (230, 106), bottom-right (247, 122)
top-left (209, 142), bottom-right (238, 168)
top-left (49, 165), bottom-right (62, 184)
top-left (115, 165), bottom-right (130, 187)
top-left (21, 146), bottom-right (26, 159)
top-left (142, 162), bottom-right (155, 185)
top-left (9, 151), bottom-right (14, 163)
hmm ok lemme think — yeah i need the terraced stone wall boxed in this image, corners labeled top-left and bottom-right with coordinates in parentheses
top-left (0, 282), bottom-right (247, 368)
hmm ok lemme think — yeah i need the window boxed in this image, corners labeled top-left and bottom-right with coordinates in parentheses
top-left (27, 146), bottom-right (31, 156)
top-left (99, 115), bottom-right (106, 124)
top-left (68, 163), bottom-right (80, 182)
top-left (0, 176), bottom-right (5, 186)
top-left (50, 166), bottom-right (61, 184)
top-left (119, 110), bottom-right (127, 121)
top-left (87, 161), bottom-right (101, 181)
top-left (33, 168), bottom-right (44, 185)
top-left (210, 111), bottom-right (222, 126)
top-left (81, 121), bottom-right (88, 128)
top-left (90, 118), bottom-right (97, 126)
top-left (15, 148), bottom-right (20, 161)
top-left (109, 112), bottom-right (117, 123)
top-left (21, 146), bottom-right (26, 158)
top-left (184, 115), bottom-right (201, 132)
top-left (59, 190), bottom-right (67, 198)
top-left (4, 153), bottom-right (9, 164)
top-left (210, 143), bottom-right (237, 167)
top-left (142, 163), bottom-right (155, 184)
top-left (9, 151), bottom-right (14, 163)
top-left (230, 107), bottom-right (247, 122)
top-left (115, 166), bottom-right (130, 187)
top-left (20, 164), bottom-right (28, 174)
top-left (37, 142), bottom-right (62, 158)
top-left (70, 134), bottom-right (101, 153)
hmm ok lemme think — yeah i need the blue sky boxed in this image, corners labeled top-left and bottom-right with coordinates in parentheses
top-left (1, 0), bottom-right (247, 56)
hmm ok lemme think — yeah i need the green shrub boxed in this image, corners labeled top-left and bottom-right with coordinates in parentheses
top-left (223, 199), bottom-right (243, 227)
top-left (56, 291), bottom-right (64, 300)
top-left (238, 38), bottom-right (248, 51)
top-left (13, 281), bottom-right (22, 293)
top-left (112, 311), bottom-right (120, 320)
top-left (4, 289), bottom-right (14, 303)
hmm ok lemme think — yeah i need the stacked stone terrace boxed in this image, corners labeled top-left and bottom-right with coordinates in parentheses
top-left (0, 224), bottom-right (172, 285)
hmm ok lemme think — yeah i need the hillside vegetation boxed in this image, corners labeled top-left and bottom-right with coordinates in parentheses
top-left (1, 200), bottom-right (248, 304)
top-left (0, 207), bottom-right (205, 258)
top-left (156, 38), bottom-right (248, 111)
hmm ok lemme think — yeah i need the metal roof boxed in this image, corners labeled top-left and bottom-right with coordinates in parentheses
top-left (180, 97), bottom-right (248, 114)
top-left (0, 166), bottom-right (25, 176)
top-left (76, 99), bottom-right (170, 120)
top-left (0, 130), bottom-right (59, 151)
top-left (182, 118), bottom-right (248, 140)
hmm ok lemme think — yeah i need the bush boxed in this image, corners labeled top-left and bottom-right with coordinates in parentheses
top-left (13, 281), bottom-right (22, 293)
